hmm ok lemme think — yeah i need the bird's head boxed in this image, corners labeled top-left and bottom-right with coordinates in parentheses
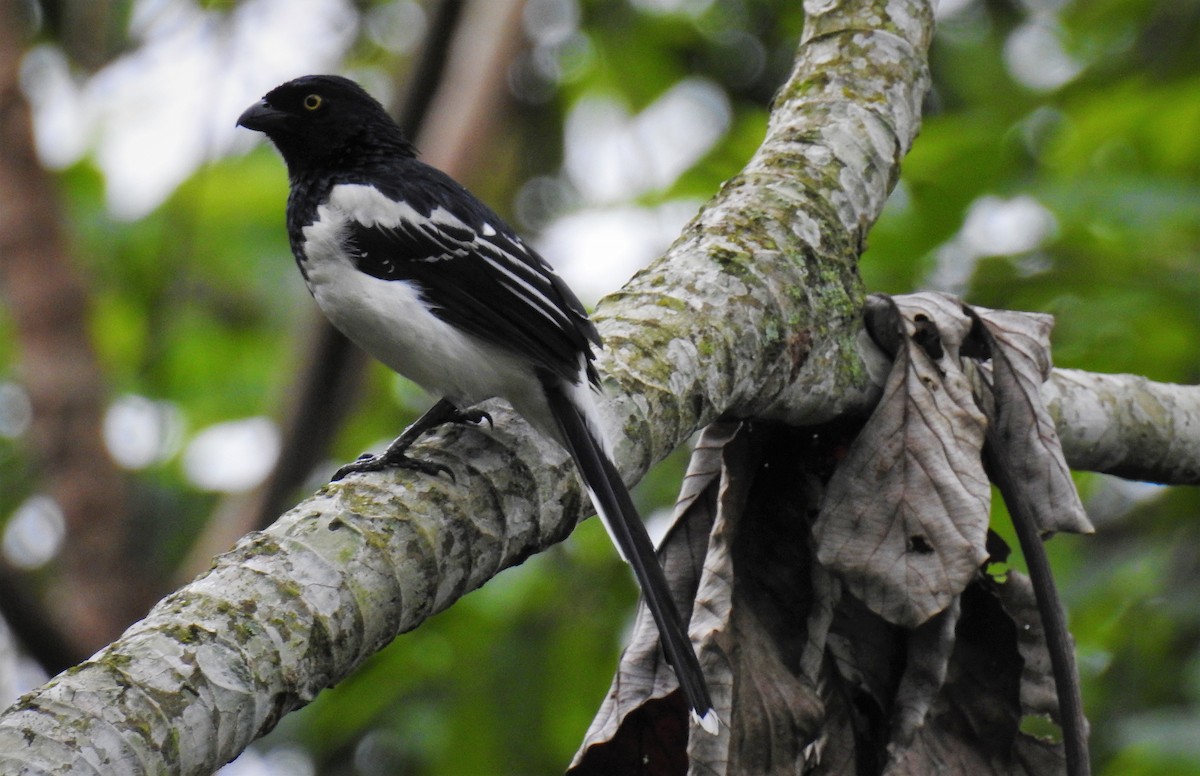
top-left (237, 75), bottom-right (414, 173)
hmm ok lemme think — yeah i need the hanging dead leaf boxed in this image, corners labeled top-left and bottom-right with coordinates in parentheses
top-left (569, 422), bottom-right (742, 774)
top-left (572, 291), bottom-right (1089, 774)
top-left (888, 597), bottom-right (961, 751)
top-left (970, 306), bottom-right (1093, 535)
top-left (673, 421), bottom-right (744, 525)
top-left (989, 570), bottom-right (1069, 733)
top-left (573, 422), bottom-right (843, 775)
top-left (879, 580), bottom-right (1067, 775)
top-left (714, 428), bottom-right (835, 776)
top-left (814, 320), bottom-right (990, 628)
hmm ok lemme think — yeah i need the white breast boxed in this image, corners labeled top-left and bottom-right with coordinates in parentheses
top-left (299, 184), bottom-right (539, 409)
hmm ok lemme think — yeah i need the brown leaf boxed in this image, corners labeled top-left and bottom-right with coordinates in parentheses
top-left (717, 428), bottom-right (832, 776)
top-left (569, 422), bottom-right (741, 774)
top-left (815, 307), bottom-right (990, 627)
top-left (672, 421), bottom-right (744, 525)
top-left (881, 292), bottom-right (978, 360)
top-left (888, 597), bottom-right (962, 750)
top-left (991, 570), bottom-right (1072, 733)
top-left (971, 307), bottom-right (1093, 535)
top-left (798, 560), bottom-right (839, 685)
top-left (881, 580), bottom-right (1067, 776)
top-left (572, 423), bottom-right (839, 775)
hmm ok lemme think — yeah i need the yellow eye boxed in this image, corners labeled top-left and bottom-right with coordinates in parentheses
top-left (303, 94), bottom-right (322, 111)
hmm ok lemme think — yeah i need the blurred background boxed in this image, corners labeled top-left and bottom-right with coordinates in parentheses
top-left (0, 0), bottom-right (1198, 773)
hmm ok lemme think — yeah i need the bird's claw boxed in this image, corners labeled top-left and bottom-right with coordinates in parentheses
top-left (331, 452), bottom-right (455, 483)
top-left (458, 408), bottom-right (493, 429)
top-left (330, 405), bottom-right (488, 483)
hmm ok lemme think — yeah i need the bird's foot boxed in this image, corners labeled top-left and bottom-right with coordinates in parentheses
top-left (330, 403), bottom-right (492, 483)
top-left (331, 451), bottom-right (454, 482)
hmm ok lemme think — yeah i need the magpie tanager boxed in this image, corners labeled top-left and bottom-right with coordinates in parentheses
top-left (237, 75), bottom-right (717, 734)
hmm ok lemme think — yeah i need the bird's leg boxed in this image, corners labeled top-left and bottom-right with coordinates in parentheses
top-left (332, 398), bottom-right (492, 481)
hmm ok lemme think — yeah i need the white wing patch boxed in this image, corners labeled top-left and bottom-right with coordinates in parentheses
top-left (323, 183), bottom-right (575, 335)
top-left (327, 183), bottom-right (425, 228)
top-left (326, 184), bottom-right (467, 263)
top-left (304, 181), bottom-right (591, 401)
top-left (300, 195), bottom-right (544, 407)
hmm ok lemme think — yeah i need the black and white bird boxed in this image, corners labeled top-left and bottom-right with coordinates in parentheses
top-left (237, 75), bottom-right (716, 733)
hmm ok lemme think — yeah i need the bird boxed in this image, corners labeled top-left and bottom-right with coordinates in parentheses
top-left (237, 74), bottom-right (717, 734)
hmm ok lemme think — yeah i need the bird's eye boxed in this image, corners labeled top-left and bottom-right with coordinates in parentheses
top-left (303, 94), bottom-right (323, 111)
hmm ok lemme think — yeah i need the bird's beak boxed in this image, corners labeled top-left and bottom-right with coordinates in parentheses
top-left (236, 99), bottom-right (287, 132)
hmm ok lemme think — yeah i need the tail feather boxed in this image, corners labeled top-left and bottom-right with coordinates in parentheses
top-left (542, 380), bottom-right (717, 733)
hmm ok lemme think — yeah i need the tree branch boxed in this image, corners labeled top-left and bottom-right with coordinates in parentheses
top-left (7, 0), bottom-right (1194, 771)
top-left (1047, 368), bottom-right (1200, 485)
top-left (0, 1), bottom-right (935, 769)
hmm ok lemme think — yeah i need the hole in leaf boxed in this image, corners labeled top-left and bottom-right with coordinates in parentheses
top-left (1020, 713), bottom-right (1063, 743)
top-left (908, 535), bottom-right (933, 554)
top-left (912, 318), bottom-right (944, 359)
top-left (984, 561), bottom-right (1010, 583)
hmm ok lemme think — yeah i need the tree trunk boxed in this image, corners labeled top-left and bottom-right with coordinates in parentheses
top-left (0, 3), bottom-right (147, 665)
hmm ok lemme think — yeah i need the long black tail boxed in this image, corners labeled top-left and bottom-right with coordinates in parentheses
top-left (542, 381), bottom-right (717, 733)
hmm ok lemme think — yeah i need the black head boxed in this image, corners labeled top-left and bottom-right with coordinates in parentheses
top-left (237, 75), bottom-right (414, 174)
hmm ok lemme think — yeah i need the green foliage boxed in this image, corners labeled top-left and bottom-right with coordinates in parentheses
top-left (864, 1), bottom-right (1200, 773)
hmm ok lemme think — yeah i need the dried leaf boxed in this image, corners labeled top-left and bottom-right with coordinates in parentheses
top-left (717, 429), bottom-right (830, 776)
top-left (971, 307), bottom-right (1093, 535)
top-left (971, 571), bottom-right (1070, 772)
top-left (723, 604), bottom-right (825, 776)
top-left (573, 423), bottom-right (842, 775)
top-left (570, 423), bottom-right (741, 774)
top-left (991, 570), bottom-right (1070, 731)
top-left (888, 597), bottom-right (961, 750)
top-left (881, 581), bottom-right (1066, 776)
top-left (572, 292), bottom-right (1088, 773)
top-left (798, 561), bottom-right (839, 684)
top-left (825, 589), bottom-right (904, 727)
top-left (815, 324), bottom-right (990, 628)
top-left (887, 292), bottom-right (977, 361)
top-left (673, 421), bottom-right (744, 524)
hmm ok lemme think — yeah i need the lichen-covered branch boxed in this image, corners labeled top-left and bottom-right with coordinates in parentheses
top-left (1047, 368), bottom-right (1200, 485)
top-left (596, 2), bottom-right (935, 466)
top-left (0, 1), bottom-right (936, 770)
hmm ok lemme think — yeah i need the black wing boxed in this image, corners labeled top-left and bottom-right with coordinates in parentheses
top-left (347, 163), bottom-right (601, 387)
